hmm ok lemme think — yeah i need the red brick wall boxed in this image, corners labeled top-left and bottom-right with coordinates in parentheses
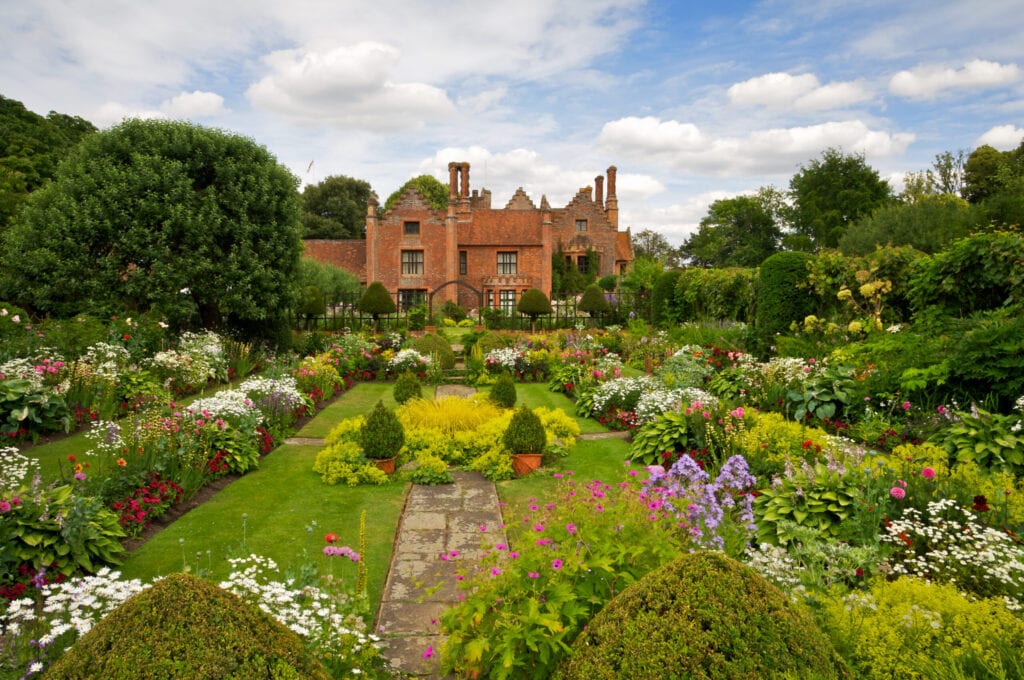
top-left (302, 240), bottom-right (366, 280)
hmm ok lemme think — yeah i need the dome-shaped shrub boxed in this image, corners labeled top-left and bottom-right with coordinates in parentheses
top-left (360, 400), bottom-right (405, 460)
top-left (489, 372), bottom-right (517, 409)
top-left (410, 332), bottom-right (456, 369)
top-left (503, 405), bottom-right (546, 454)
top-left (555, 551), bottom-right (850, 679)
top-left (44, 573), bottom-right (328, 679)
top-left (393, 370), bottom-right (423, 404)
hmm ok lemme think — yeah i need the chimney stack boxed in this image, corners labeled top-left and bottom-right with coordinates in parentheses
top-left (605, 165), bottom-right (618, 228)
top-left (595, 175), bottom-right (604, 208)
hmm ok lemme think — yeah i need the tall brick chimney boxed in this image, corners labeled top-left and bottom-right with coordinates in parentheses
top-left (595, 175), bottom-right (604, 208)
top-left (448, 162), bottom-right (459, 199)
top-left (605, 165), bottom-right (618, 228)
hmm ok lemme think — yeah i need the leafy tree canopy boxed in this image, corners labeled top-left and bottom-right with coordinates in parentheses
top-left (839, 193), bottom-right (976, 256)
top-left (0, 119), bottom-right (302, 336)
top-left (683, 190), bottom-right (783, 268)
top-left (631, 228), bottom-right (681, 268)
top-left (789, 148), bottom-right (893, 250)
top-left (383, 174), bottom-right (448, 214)
top-left (300, 174), bottom-right (373, 239)
top-left (0, 95), bottom-right (97, 230)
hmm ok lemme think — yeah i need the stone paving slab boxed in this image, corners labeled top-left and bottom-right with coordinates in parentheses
top-left (377, 470), bottom-right (506, 678)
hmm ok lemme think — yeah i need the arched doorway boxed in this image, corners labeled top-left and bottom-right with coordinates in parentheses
top-left (428, 280), bottom-right (484, 325)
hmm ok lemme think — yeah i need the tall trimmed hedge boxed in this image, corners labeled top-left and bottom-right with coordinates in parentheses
top-left (672, 267), bottom-right (756, 322)
top-left (754, 251), bottom-right (817, 353)
top-left (651, 269), bottom-right (682, 326)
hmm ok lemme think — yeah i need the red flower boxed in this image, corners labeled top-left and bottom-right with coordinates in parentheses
top-left (325, 533), bottom-right (338, 544)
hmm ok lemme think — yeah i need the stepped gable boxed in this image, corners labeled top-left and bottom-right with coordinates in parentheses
top-left (504, 187), bottom-right (537, 210)
top-left (387, 185), bottom-right (443, 216)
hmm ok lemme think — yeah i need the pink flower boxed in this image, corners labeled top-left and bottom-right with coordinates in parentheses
top-left (807, 358), bottom-right (815, 365)
top-left (528, 572), bottom-right (540, 579)
top-left (423, 646), bottom-right (434, 659)
top-left (551, 559), bottom-right (563, 570)
top-left (0, 500), bottom-right (11, 513)
top-left (902, 401), bottom-right (911, 411)
top-left (490, 567), bottom-right (502, 576)
top-left (890, 487), bottom-right (906, 499)
top-left (921, 467), bottom-right (936, 480)
top-left (565, 523), bottom-right (577, 535)
top-left (730, 407), bottom-right (745, 419)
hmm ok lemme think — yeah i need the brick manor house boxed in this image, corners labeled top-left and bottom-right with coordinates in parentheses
top-left (302, 161), bottom-right (634, 313)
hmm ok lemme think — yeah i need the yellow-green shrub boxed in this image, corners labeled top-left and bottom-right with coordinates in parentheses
top-left (819, 577), bottom-right (1024, 679)
top-left (410, 450), bottom-right (453, 485)
top-left (397, 396), bottom-right (502, 437)
top-left (740, 411), bottom-right (832, 477)
top-left (313, 440), bottom-right (388, 486)
top-left (324, 416), bottom-right (364, 446)
top-left (535, 406), bottom-right (581, 452)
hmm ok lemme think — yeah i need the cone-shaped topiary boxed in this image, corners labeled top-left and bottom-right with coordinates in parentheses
top-left (517, 288), bottom-right (553, 332)
top-left (555, 551), bottom-right (851, 680)
top-left (357, 281), bottom-right (396, 329)
top-left (360, 400), bottom-right (405, 460)
top-left (44, 572), bottom-right (329, 679)
top-left (393, 370), bottom-right (422, 404)
top-left (578, 283), bottom-right (611, 315)
top-left (489, 371), bottom-right (518, 409)
top-left (502, 404), bottom-right (546, 454)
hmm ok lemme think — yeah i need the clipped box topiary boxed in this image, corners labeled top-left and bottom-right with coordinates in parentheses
top-left (555, 551), bottom-right (851, 680)
top-left (489, 371), bottom-right (518, 409)
top-left (44, 572), bottom-right (329, 679)
top-left (503, 404), bottom-right (546, 476)
top-left (393, 370), bottom-right (423, 404)
top-left (360, 400), bottom-right (405, 461)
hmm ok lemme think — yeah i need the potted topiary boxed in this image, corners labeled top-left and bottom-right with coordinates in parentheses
top-left (360, 400), bottom-right (405, 474)
top-left (502, 404), bottom-right (547, 477)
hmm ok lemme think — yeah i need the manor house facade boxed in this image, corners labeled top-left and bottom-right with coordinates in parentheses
top-left (302, 162), bottom-right (634, 313)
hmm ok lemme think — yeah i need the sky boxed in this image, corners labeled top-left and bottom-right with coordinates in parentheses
top-left (2, 0), bottom-right (1022, 245)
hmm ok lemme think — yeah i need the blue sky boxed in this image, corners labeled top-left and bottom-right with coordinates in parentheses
top-left (2, 0), bottom-right (1021, 244)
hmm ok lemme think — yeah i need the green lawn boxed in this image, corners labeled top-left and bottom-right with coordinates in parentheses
top-left (295, 382), bottom-right (398, 438)
top-left (503, 382), bottom-right (608, 434)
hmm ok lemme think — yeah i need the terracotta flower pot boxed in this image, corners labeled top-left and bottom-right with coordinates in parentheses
top-left (512, 452), bottom-right (543, 477)
top-left (374, 456), bottom-right (397, 475)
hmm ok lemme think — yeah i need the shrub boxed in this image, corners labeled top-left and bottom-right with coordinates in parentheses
top-left (357, 281), bottom-right (395, 325)
top-left (517, 288), bottom-right (552, 331)
top-left (578, 284), bottom-right (610, 316)
top-left (673, 267), bottom-right (756, 322)
top-left (398, 396), bottom-right (502, 438)
top-left (410, 451), bottom-right (453, 485)
top-left (555, 552), bottom-right (850, 679)
top-left (820, 578), bottom-right (1024, 680)
top-left (313, 439), bottom-right (389, 486)
top-left (359, 400), bottom-right (404, 460)
top-left (393, 370), bottom-right (422, 404)
top-left (651, 269), bottom-right (682, 326)
top-left (409, 333), bottom-right (456, 369)
top-left (44, 573), bottom-right (329, 679)
top-left (488, 372), bottom-right (517, 408)
top-left (754, 250), bottom-right (817, 354)
top-left (502, 405), bottom-right (547, 455)
top-left (946, 307), bottom-right (1024, 411)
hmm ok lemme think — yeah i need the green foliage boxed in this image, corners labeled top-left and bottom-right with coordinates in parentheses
top-left (785, 364), bottom-right (861, 422)
top-left (789, 148), bottom-right (893, 250)
top-left (945, 307), bottom-right (1024, 410)
top-left (908, 230), bottom-right (1024, 317)
top-left (1, 119), bottom-right (302, 336)
top-left (820, 578), bottom-right (1024, 680)
top-left (313, 439), bottom-right (389, 486)
top-left (737, 412), bottom-right (832, 480)
top-left (683, 192), bottom-right (782, 267)
top-left (503, 405), bottom-right (547, 454)
top-left (392, 370), bottom-right (422, 405)
top-left (630, 228), bottom-right (681, 267)
top-left (930, 407), bottom-right (1024, 475)
top-left (629, 410), bottom-right (691, 466)
top-left (489, 372), bottom-right (518, 409)
top-left (0, 94), bottom-right (96, 231)
top-left (672, 267), bottom-right (756, 322)
top-left (299, 285), bottom-right (326, 319)
top-left (357, 282), bottom-right (396, 319)
top-left (359, 400), bottom-right (404, 460)
top-left (963, 143), bottom-right (1006, 203)
top-left (295, 257), bottom-right (361, 302)
top-left (440, 300), bottom-right (468, 322)
top-left (578, 284), bottom-right (610, 315)
top-left (0, 376), bottom-right (70, 438)
top-left (382, 174), bottom-right (448, 214)
top-left (409, 333), bottom-right (456, 369)
top-left (517, 288), bottom-right (552, 329)
top-left (754, 251), bottom-right (817, 353)
top-left (44, 573), bottom-right (329, 679)
top-left (556, 552), bottom-right (850, 680)
top-left (839, 193), bottom-right (976, 256)
top-left (299, 174), bottom-right (373, 239)
top-left (410, 450), bottom-right (454, 485)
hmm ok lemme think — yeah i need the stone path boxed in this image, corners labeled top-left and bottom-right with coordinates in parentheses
top-left (376, 470), bottom-right (505, 678)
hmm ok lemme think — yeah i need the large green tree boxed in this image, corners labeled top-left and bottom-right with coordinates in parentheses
top-left (0, 119), bottom-right (302, 336)
top-left (963, 144), bottom-right (1005, 204)
top-left (789, 148), bottom-right (892, 250)
top-left (0, 95), bottom-right (96, 231)
top-left (839, 193), bottom-right (976, 255)
top-left (300, 174), bottom-right (373, 239)
top-left (631, 228), bottom-right (681, 268)
top-left (683, 190), bottom-right (782, 267)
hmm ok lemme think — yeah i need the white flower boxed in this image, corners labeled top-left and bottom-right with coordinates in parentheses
top-left (11, 314), bottom-right (20, 323)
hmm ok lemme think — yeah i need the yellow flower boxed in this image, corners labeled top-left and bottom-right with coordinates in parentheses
top-left (848, 320), bottom-right (864, 334)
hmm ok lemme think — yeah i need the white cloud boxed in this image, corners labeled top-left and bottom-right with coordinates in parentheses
top-left (624, 190), bottom-right (735, 245)
top-left (976, 124), bottom-right (1024, 150)
top-left (93, 102), bottom-right (165, 128)
top-left (162, 90), bottom-right (228, 118)
top-left (728, 72), bottom-right (872, 111)
top-left (889, 59), bottom-right (1021, 99)
top-left (599, 117), bottom-right (914, 175)
top-left (246, 42), bottom-right (455, 130)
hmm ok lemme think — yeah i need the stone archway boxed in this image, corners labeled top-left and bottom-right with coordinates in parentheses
top-left (428, 280), bottom-right (484, 324)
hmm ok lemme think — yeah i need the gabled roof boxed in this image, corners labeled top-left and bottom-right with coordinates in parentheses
top-left (504, 188), bottom-right (537, 210)
top-left (457, 210), bottom-right (544, 246)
